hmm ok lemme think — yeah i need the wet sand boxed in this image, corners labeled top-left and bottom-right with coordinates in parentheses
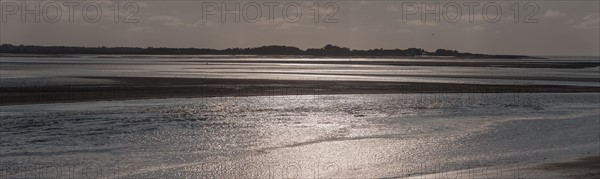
top-left (407, 156), bottom-right (600, 179)
top-left (1, 76), bottom-right (599, 106)
top-left (173, 59), bottom-right (600, 68)
top-left (539, 156), bottom-right (600, 179)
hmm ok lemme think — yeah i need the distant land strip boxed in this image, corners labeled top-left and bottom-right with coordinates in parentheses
top-left (0, 44), bottom-right (540, 59)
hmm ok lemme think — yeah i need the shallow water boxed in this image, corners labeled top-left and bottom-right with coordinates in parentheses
top-left (1, 93), bottom-right (598, 178)
top-left (1, 55), bottom-right (599, 87)
top-left (1, 55), bottom-right (599, 178)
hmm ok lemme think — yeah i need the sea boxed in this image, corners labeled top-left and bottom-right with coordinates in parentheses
top-left (0, 55), bottom-right (599, 178)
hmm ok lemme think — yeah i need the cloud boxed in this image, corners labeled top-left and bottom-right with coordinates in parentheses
top-left (253, 17), bottom-right (303, 30)
top-left (128, 25), bottom-right (158, 32)
top-left (148, 16), bottom-right (217, 28)
top-left (276, 23), bottom-right (301, 30)
top-left (543, 10), bottom-right (566, 18)
top-left (136, 1), bottom-right (150, 7)
top-left (385, 5), bottom-right (399, 12)
top-left (246, 17), bottom-right (307, 30)
top-left (574, 13), bottom-right (600, 29)
top-left (147, 16), bottom-right (185, 26)
top-left (465, 25), bottom-right (485, 31)
top-left (397, 29), bottom-right (413, 33)
top-left (192, 20), bottom-right (218, 27)
top-left (399, 19), bottom-right (438, 27)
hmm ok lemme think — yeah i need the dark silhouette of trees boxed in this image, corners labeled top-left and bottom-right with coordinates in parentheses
top-left (306, 44), bottom-right (351, 56)
top-left (0, 44), bottom-right (533, 59)
top-left (434, 49), bottom-right (460, 56)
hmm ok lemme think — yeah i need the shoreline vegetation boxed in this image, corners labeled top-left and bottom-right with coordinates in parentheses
top-left (0, 44), bottom-right (541, 59)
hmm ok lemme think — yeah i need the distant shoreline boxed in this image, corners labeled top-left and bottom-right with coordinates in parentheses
top-left (0, 44), bottom-right (541, 59)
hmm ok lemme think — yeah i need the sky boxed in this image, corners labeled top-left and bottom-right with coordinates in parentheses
top-left (1, 0), bottom-right (599, 56)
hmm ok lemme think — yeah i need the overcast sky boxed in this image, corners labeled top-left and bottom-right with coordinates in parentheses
top-left (1, 0), bottom-right (599, 56)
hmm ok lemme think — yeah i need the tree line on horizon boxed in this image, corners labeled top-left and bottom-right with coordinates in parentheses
top-left (0, 44), bottom-right (531, 58)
